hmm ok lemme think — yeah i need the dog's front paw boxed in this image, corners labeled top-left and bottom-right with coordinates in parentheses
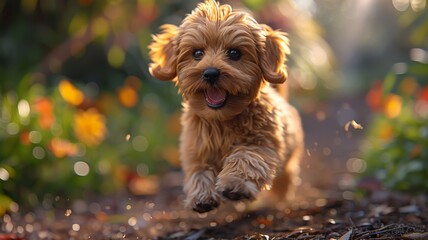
top-left (192, 197), bottom-right (220, 213)
top-left (184, 170), bottom-right (221, 213)
top-left (216, 176), bottom-right (259, 201)
top-left (186, 193), bottom-right (221, 213)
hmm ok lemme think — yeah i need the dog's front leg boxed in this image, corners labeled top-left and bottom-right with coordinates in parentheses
top-left (183, 166), bottom-right (221, 213)
top-left (216, 146), bottom-right (279, 201)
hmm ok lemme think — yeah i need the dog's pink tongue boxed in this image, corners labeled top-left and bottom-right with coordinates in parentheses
top-left (205, 88), bottom-right (226, 105)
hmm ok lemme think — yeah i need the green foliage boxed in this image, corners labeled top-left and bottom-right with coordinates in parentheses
top-left (364, 68), bottom-right (428, 193)
top-left (0, 0), bottom-right (181, 212)
top-left (0, 77), bottom-right (181, 210)
top-left (363, 6), bottom-right (428, 194)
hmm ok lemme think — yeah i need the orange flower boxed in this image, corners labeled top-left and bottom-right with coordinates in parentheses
top-left (74, 108), bottom-right (106, 146)
top-left (118, 85), bottom-right (138, 108)
top-left (33, 97), bottom-right (55, 129)
top-left (49, 138), bottom-right (79, 158)
top-left (118, 76), bottom-right (142, 108)
top-left (399, 77), bottom-right (418, 96)
top-left (59, 79), bottom-right (84, 106)
top-left (383, 94), bottom-right (402, 119)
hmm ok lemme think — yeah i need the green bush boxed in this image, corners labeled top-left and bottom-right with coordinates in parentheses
top-left (363, 7), bottom-right (428, 194)
top-left (364, 71), bottom-right (428, 193)
top-left (0, 0), bottom-right (181, 212)
top-left (0, 77), bottom-right (181, 212)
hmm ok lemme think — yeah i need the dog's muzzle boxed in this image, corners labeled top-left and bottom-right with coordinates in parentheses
top-left (202, 68), bottom-right (227, 109)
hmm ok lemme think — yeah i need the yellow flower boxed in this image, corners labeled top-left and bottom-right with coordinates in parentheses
top-left (383, 94), bottom-right (402, 119)
top-left (74, 108), bottom-right (106, 146)
top-left (59, 79), bottom-right (84, 106)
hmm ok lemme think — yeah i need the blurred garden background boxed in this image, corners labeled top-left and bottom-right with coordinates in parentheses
top-left (0, 0), bottom-right (427, 237)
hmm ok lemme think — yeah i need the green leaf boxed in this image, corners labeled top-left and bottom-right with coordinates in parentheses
top-left (382, 73), bottom-right (396, 97)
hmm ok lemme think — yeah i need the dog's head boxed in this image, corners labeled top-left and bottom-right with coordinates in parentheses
top-left (149, 0), bottom-right (289, 120)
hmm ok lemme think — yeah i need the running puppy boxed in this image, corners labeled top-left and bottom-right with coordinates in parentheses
top-left (149, 0), bottom-right (303, 213)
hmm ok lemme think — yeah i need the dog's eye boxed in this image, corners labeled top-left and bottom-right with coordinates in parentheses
top-left (227, 49), bottom-right (241, 61)
top-left (192, 49), bottom-right (204, 60)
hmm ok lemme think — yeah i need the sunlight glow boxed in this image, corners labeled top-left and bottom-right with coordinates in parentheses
top-left (337, 0), bottom-right (375, 67)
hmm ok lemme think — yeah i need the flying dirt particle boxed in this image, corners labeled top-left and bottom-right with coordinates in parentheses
top-left (344, 120), bottom-right (363, 132)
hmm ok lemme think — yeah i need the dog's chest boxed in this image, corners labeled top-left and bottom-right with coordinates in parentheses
top-left (197, 121), bottom-right (234, 162)
top-left (189, 111), bottom-right (276, 161)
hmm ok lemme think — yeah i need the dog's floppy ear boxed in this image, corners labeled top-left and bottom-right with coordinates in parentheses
top-left (260, 25), bottom-right (290, 84)
top-left (148, 24), bottom-right (178, 81)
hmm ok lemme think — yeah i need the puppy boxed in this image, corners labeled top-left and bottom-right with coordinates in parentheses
top-left (149, 0), bottom-right (303, 213)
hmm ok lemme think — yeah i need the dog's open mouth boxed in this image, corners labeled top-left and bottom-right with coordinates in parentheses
top-left (204, 88), bottom-right (227, 109)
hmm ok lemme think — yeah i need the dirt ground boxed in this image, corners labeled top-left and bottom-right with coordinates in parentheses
top-left (1, 95), bottom-right (427, 239)
top-left (1, 185), bottom-right (426, 239)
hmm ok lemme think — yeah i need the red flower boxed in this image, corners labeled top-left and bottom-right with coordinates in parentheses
top-left (419, 86), bottom-right (428, 102)
top-left (366, 81), bottom-right (383, 112)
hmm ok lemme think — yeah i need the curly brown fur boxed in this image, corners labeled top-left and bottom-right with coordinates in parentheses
top-left (149, 0), bottom-right (303, 213)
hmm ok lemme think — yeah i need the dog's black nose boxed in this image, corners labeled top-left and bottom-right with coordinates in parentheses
top-left (203, 68), bottom-right (220, 84)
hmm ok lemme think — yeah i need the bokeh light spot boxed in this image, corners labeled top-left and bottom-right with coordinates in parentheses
top-left (6, 123), bottom-right (19, 135)
top-left (74, 161), bottom-right (90, 176)
top-left (29, 131), bottom-right (42, 144)
top-left (410, 48), bottom-right (428, 63)
top-left (136, 163), bottom-right (149, 176)
top-left (33, 146), bottom-right (45, 159)
top-left (410, 0), bottom-right (426, 11)
top-left (72, 223), bottom-right (80, 231)
top-left (92, 17), bottom-right (109, 38)
top-left (0, 168), bottom-right (10, 181)
top-left (18, 99), bottom-right (30, 118)
top-left (346, 158), bottom-right (367, 173)
top-left (108, 46), bottom-right (125, 68)
top-left (128, 217), bottom-right (137, 226)
top-left (132, 136), bottom-right (149, 152)
top-left (392, 0), bottom-right (410, 11)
